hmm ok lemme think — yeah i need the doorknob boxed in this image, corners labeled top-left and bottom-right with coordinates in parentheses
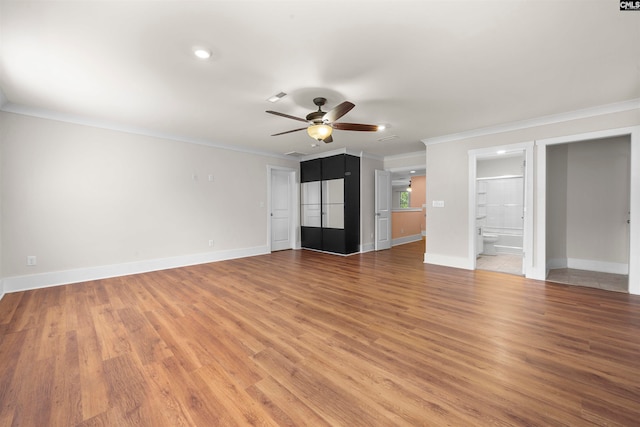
top-left (375, 213), bottom-right (381, 216)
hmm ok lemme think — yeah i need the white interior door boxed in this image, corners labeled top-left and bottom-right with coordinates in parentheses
top-left (271, 169), bottom-right (292, 251)
top-left (375, 169), bottom-right (392, 251)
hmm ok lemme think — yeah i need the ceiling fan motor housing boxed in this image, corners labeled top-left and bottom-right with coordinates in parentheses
top-left (306, 111), bottom-right (326, 124)
top-left (307, 97), bottom-right (328, 123)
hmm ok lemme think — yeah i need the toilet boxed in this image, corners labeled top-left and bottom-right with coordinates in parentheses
top-left (482, 233), bottom-right (499, 255)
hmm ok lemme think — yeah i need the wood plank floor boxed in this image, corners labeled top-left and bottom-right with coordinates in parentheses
top-left (1, 241), bottom-right (640, 426)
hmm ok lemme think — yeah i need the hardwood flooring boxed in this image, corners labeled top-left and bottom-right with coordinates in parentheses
top-left (1, 241), bottom-right (640, 426)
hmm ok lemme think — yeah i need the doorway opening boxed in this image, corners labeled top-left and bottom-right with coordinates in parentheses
top-left (468, 142), bottom-right (534, 277)
top-left (534, 126), bottom-right (639, 295)
top-left (475, 163), bottom-right (525, 275)
top-left (377, 166), bottom-right (426, 251)
top-left (544, 136), bottom-right (630, 293)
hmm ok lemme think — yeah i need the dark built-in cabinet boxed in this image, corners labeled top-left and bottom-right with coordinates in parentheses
top-left (300, 154), bottom-right (360, 255)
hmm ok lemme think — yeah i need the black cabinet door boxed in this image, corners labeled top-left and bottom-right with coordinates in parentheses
top-left (322, 228), bottom-right (346, 254)
top-left (301, 158), bottom-right (322, 182)
top-left (301, 226), bottom-right (323, 250)
top-left (321, 155), bottom-right (345, 180)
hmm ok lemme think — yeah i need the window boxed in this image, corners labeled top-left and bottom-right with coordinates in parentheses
top-left (399, 191), bottom-right (410, 208)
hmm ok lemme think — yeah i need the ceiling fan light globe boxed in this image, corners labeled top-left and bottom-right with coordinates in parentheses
top-left (307, 124), bottom-right (333, 141)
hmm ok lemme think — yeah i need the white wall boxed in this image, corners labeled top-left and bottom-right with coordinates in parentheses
top-left (477, 155), bottom-right (523, 178)
top-left (0, 112), bottom-right (298, 292)
top-left (546, 137), bottom-right (631, 273)
top-left (565, 136), bottom-right (630, 268)
top-left (383, 151), bottom-right (425, 171)
top-left (424, 107), bottom-right (640, 274)
top-left (546, 144), bottom-right (568, 264)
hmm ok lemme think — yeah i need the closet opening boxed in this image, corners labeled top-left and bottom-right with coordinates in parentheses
top-left (545, 136), bottom-right (630, 292)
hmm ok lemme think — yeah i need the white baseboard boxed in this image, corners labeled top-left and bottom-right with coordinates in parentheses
top-left (0, 279), bottom-right (4, 301)
top-left (392, 234), bottom-right (423, 247)
top-left (546, 257), bottom-right (629, 275)
top-left (547, 258), bottom-right (568, 270)
top-left (2, 245), bottom-right (269, 295)
top-left (568, 258), bottom-right (629, 275)
top-left (360, 242), bottom-right (375, 253)
top-left (424, 253), bottom-right (473, 270)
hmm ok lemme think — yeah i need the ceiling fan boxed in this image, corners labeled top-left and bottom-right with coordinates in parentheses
top-left (266, 97), bottom-right (381, 143)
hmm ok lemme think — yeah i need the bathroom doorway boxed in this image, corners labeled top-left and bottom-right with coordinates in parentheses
top-left (468, 142), bottom-right (534, 277)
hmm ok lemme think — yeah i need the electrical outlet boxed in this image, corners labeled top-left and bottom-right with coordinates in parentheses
top-left (209, 240), bottom-right (214, 247)
top-left (208, 174), bottom-right (214, 182)
top-left (26, 256), bottom-right (37, 266)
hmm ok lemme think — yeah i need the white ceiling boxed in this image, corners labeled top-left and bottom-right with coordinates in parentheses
top-left (1, 1), bottom-right (638, 159)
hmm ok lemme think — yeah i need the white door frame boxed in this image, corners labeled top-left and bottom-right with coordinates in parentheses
top-left (267, 165), bottom-right (299, 252)
top-left (468, 141), bottom-right (534, 276)
top-left (533, 126), bottom-right (640, 295)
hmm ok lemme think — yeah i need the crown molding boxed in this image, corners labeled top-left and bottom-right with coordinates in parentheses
top-left (383, 150), bottom-right (425, 161)
top-left (0, 101), bottom-right (405, 163)
top-left (0, 102), bottom-right (293, 160)
top-left (360, 151), bottom-right (384, 161)
top-left (421, 98), bottom-right (640, 146)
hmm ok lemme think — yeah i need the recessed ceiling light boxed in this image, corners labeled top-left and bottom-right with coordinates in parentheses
top-left (497, 150), bottom-right (507, 155)
top-left (193, 48), bottom-right (212, 59)
top-left (267, 92), bottom-right (287, 103)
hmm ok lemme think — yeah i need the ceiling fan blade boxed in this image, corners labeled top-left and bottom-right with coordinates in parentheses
top-left (271, 127), bottom-right (307, 136)
top-left (323, 101), bottom-right (355, 123)
top-left (323, 135), bottom-right (333, 143)
top-left (332, 122), bottom-right (380, 132)
top-left (266, 110), bottom-right (309, 123)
